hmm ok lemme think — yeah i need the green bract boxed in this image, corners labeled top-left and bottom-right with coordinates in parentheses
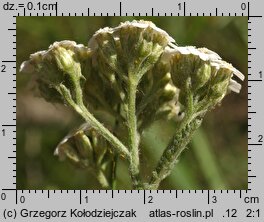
top-left (20, 20), bottom-right (244, 189)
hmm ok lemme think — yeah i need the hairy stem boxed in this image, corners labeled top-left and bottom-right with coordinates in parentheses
top-left (148, 117), bottom-right (203, 189)
top-left (59, 84), bottom-right (130, 160)
top-left (79, 106), bottom-right (130, 159)
top-left (127, 80), bottom-right (141, 189)
top-left (147, 78), bottom-right (199, 189)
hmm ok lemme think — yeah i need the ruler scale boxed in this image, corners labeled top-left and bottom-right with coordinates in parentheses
top-left (1, 0), bottom-right (263, 221)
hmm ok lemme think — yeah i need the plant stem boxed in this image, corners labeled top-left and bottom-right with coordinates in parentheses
top-left (127, 80), bottom-right (141, 189)
top-left (147, 117), bottom-right (203, 189)
top-left (79, 105), bottom-right (131, 159)
top-left (147, 78), bottom-right (200, 189)
top-left (110, 155), bottom-right (118, 189)
top-left (96, 168), bottom-right (110, 189)
top-left (59, 84), bottom-right (130, 160)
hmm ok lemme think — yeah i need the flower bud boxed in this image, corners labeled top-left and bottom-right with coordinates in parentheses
top-left (208, 66), bottom-right (232, 102)
top-left (54, 123), bottom-right (112, 169)
top-left (169, 53), bottom-right (192, 89)
top-left (53, 46), bottom-right (75, 72)
top-left (136, 57), bottom-right (179, 129)
top-left (55, 142), bottom-right (89, 169)
top-left (89, 20), bottom-right (176, 83)
top-left (54, 128), bottom-right (90, 169)
top-left (161, 83), bottom-right (177, 101)
top-left (74, 131), bottom-right (93, 160)
top-left (20, 41), bottom-right (86, 104)
top-left (164, 46), bottom-right (244, 109)
top-left (192, 61), bottom-right (211, 91)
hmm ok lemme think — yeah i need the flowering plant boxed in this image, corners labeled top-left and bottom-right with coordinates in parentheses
top-left (20, 20), bottom-right (244, 189)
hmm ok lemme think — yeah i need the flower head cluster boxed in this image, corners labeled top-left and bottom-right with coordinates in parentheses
top-left (89, 20), bottom-right (175, 83)
top-left (20, 20), bottom-right (245, 189)
top-left (20, 41), bottom-right (90, 104)
top-left (54, 123), bottom-right (111, 169)
top-left (162, 46), bottom-right (244, 113)
top-left (20, 20), bottom-right (244, 131)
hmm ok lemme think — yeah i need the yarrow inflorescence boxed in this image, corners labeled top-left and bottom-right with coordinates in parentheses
top-left (20, 20), bottom-right (244, 189)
